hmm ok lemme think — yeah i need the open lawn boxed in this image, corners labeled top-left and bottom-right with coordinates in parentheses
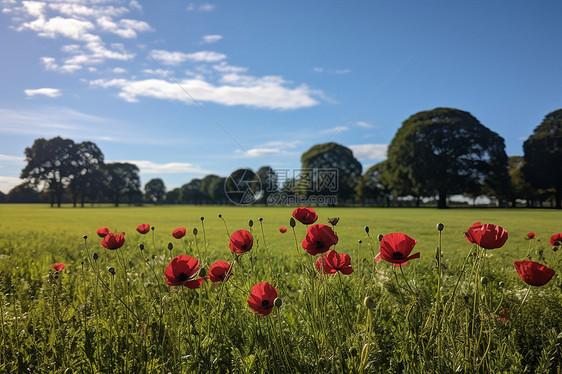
top-left (0, 204), bottom-right (561, 373)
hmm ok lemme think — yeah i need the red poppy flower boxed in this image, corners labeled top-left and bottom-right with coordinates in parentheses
top-left (514, 260), bottom-right (555, 286)
top-left (379, 233), bottom-right (420, 264)
top-left (374, 252), bottom-right (408, 267)
top-left (137, 224), bottom-right (150, 234)
top-left (302, 224), bottom-right (338, 255)
top-left (327, 217), bottom-right (340, 226)
top-left (247, 282), bottom-right (277, 316)
top-left (464, 222), bottom-right (508, 249)
top-left (498, 308), bottom-right (509, 324)
top-left (172, 227), bottom-right (186, 239)
top-left (97, 227), bottom-right (110, 237)
top-left (279, 226), bottom-right (287, 233)
top-left (208, 260), bottom-right (231, 283)
top-left (165, 255), bottom-right (204, 288)
top-left (53, 263), bottom-right (65, 272)
top-left (526, 232), bottom-right (536, 240)
top-left (229, 229), bottom-right (253, 254)
top-left (550, 233), bottom-right (562, 246)
top-left (292, 207), bottom-right (318, 225)
top-left (315, 249), bottom-right (353, 275)
top-left (101, 232), bottom-right (125, 250)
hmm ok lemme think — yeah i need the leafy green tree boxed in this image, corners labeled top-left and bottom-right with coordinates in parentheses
top-left (508, 156), bottom-right (537, 207)
top-left (68, 141), bottom-right (105, 207)
top-left (300, 142), bottom-right (362, 201)
top-left (180, 179), bottom-right (205, 204)
top-left (144, 178), bottom-right (166, 204)
top-left (0, 191), bottom-right (5, 203)
top-left (256, 166), bottom-right (277, 204)
top-left (6, 182), bottom-right (45, 203)
top-left (164, 188), bottom-right (181, 204)
top-left (200, 174), bottom-right (222, 204)
top-left (355, 161), bottom-right (393, 206)
top-left (387, 108), bottom-right (509, 209)
top-left (523, 109), bottom-right (562, 208)
top-left (21, 137), bottom-right (77, 207)
top-left (105, 162), bottom-right (141, 207)
top-left (208, 177), bottom-right (228, 204)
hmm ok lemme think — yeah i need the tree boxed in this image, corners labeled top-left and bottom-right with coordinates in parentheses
top-left (21, 137), bottom-right (77, 207)
top-left (199, 175), bottom-right (222, 204)
top-left (300, 142), bottom-right (362, 202)
top-left (523, 109), bottom-right (562, 208)
top-left (180, 179), bottom-right (205, 204)
top-left (6, 182), bottom-right (45, 203)
top-left (144, 178), bottom-right (166, 204)
top-left (164, 188), bottom-right (181, 204)
top-left (256, 166), bottom-right (278, 204)
top-left (105, 162), bottom-right (141, 207)
top-left (386, 108), bottom-right (509, 209)
top-left (508, 156), bottom-right (537, 207)
top-left (68, 141), bottom-right (105, 207)
top-left (355, 161), bottom-right (393, 206)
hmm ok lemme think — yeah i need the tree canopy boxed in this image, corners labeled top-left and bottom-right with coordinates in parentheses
top-left (523, 109), bottom-right (562, 208)
top-left (386, 108), bottom-right (509, 208)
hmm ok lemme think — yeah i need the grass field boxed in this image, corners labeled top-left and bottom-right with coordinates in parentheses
top-left (0, 204), bottom-right (561, 373)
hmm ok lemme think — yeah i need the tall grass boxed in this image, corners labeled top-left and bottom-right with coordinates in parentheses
top-left (0, 205), bottom-right (561, 373)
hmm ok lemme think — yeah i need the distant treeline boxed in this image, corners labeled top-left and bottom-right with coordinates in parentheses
top-left (2, 107), bottom-right (561, 208)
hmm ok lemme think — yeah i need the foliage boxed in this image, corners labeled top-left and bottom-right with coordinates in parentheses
top-left (144, 178), bottom-right (166, 204)
top-left (523, 109), bottom-right (562, 208)
top-left (354, 161), bottom-right (392, 206)
top-left (386, 108), bottom-right (509, 208)
top-left (105, 162), bottom-right (141, 207)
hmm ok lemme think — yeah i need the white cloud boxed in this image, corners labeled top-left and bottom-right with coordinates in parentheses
top-left (47, 3), bottom-right (129, 18)
top-left (320, 126), bottom-right (349, 134)
top-left (313, 67), bottom-right (323, 73)
top-left (201, 34), bottom-right (222, 44)
top-left (119, 160), bottom-right (212, 175)
top-left (24, 88), bottom-right (61, 98)
top-left (90, 76), bottom-right (321, 109)
top-left (129, 0), bottom-right (142, 11)
top-left (97, 16), bottom-right (152, 38)
top-left (314, 67), bottom-right (351, 74)
top-left (112, 67), bottom-right (126, 73)
top-left (142, 68), bottom-right (169, 77)
top-left (349, 144), bottom-right (388, 160)
top-left (357, 121), bottom-right (376, 129)
top-left (187, 3), bottom-right (215, 12)
top-left (22, 16), bottom-right (100, 42)
top-left (0, 154), bottom-right (24, 162)
top-left (0, 176), bottom-right (24, 194)
top-left (41, 56), bottom-right (82, 73)
top-left (213, 61), bottom-right (248, 73)
top-left (150, 49), bottom-right (227, 65)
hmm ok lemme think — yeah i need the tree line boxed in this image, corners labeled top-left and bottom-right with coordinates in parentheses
top-left (1, 107), bottom-right (560, 208)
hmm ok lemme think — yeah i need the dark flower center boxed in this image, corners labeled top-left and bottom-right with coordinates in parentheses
top-left (261, 299), bottom-right (270, 307)
top-left (392, 252), bottom-right (404, 260)
top-left (241, 244), bottom-right (248, 250)
top-left (176, 272), bottom-right (189, 282)
top-left (316, 241), bottom-right (325, 249)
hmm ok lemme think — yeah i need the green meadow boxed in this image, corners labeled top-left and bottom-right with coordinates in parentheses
top-left (0, 204), bottom-right (561, 373)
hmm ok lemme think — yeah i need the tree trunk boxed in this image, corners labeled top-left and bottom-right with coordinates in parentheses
top-left (556, 188), bottom-right (561, 209)
top-left (50, 193), bottom-right (54, 207)
top-left (437, 192), bottom-right (447, 209)
top-left (415, 196), bottom-right (421, 207)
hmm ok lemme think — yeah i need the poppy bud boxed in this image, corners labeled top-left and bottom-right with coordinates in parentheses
top-left (436, 222), bottom-right (444, 231)
top-left (193, 228), bottom-right (198, 236)
top-left (200, 216), bottom-right (204, 221)
top-left (259, 217), bottom-right (263, 222)
top-left (553, 246), bottom-right (559, 252)
top-left (289, 218), bottom-right (296, 228)
top-left (377, 234), bottom-right (383, 242)
top-left (218, 214), bottom-right (222, 218)
top-left (274, 297), bottom-right (283, 308)
top-left (93, 253), bottom-right (99, 260)
top-left (480, 276), bottom-right (488, 286)
top-left (108, 267), bottom-right (115, 275)
top-left (199, 268), bottom-right (207, 278)
top-left (498, 281), bottom-right (504, 288)
top-left (83, 235), bottom-right (87, 240)
top-left (248, 220), bottom-right (254, 227)
top-left (358, 240), bottom-right (362, 244)
top-left (151, 226), bottom-right (155, 231)
top-left (139, 244), bottom-right (144, 251)
top-left (348, 347), bottom-right (358, 357)
top-left (167, 242), bottom-right (173, 250)
top-left (64, 368), bottom-right (73, 374)
top-left (363, 296), bottom-right (374, 309)
top-left (364, 226), bottom-right (369, 234)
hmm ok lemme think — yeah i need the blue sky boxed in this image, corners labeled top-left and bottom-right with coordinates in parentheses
top-left (1, 0), bottom-right (561, 194)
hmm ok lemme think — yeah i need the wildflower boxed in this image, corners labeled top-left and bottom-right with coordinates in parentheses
top-left (550, 233), bottom-right (562, 246)
top-left (315, 249), bottom-right (353, 275)
top-left (526, 232), bottom-right (536, 240)
top-left (498, 308), bottom-right (509, 324)
top-left (327, 217), bottom-right (340, 226)
top-left (514, 260), bottom-right (555, 286)
top-left (53, 263), bottom-right (65, 272)
top-left (279, 226), bottom-right (287, 233)
top-left (165, 255), bottom-right (204, 289)
top-left (378, 233), bottom-right (420, 264)
top-left (207, 260), bottom-right (231, 283)
top-left (97, 227), bottom-right (109, 237)
top-left (101, 232), bottom-right (125, 250)
top-left (136, 224), bottom-right (150, 234)
top-left (172, 227), bottom-right (186, 239)
top-left (247, 282), bottom-right (277, 316)
top-left (292, 207), bottom-right (318, 225)
top-left (464, 222), bottom-right (508, 249)
top-left (229, 230), bottom-right (253, 254)
top-left (302, 224), bottom-right (338, 255)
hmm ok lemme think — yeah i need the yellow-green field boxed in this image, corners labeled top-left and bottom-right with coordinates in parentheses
top-left (0, 204), bottom-right (560, 373)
